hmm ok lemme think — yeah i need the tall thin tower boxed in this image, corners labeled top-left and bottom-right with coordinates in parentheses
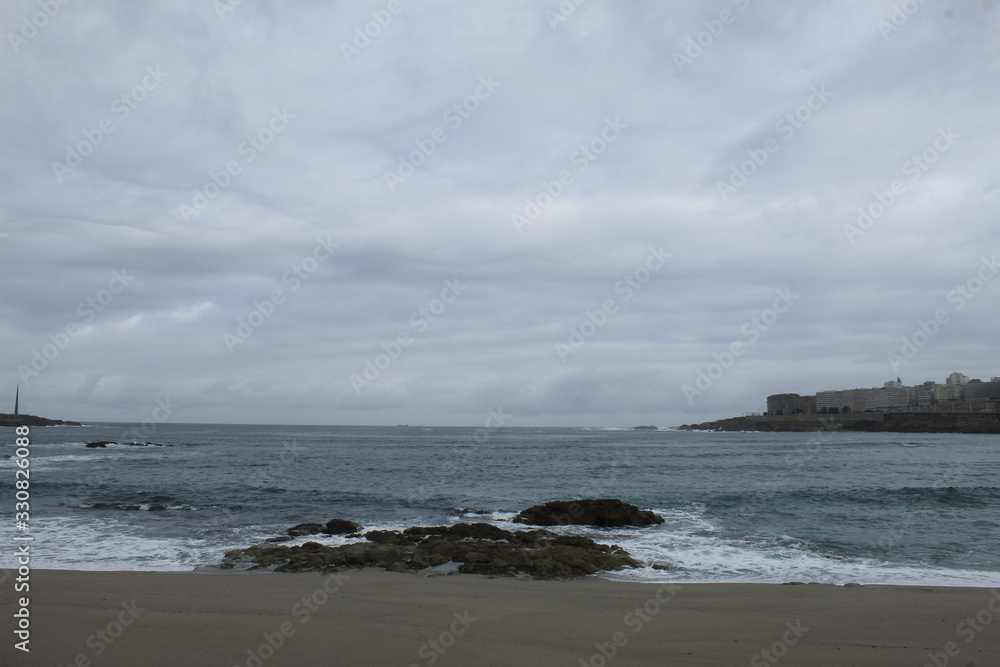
top-left (14, 385), bottom-right (19, 415)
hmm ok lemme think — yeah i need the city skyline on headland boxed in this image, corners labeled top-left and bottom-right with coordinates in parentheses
top-left (766, 370), bottom-right (1000, 416)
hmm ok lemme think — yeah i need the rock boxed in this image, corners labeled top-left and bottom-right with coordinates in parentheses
top-left (286, 522), bottom-right (325, 537)
top-left (365, 530), bottom-right (413, 546)
top-left (85, 440), bottom-right (166, 448)
top-left (222, 520), bottom-right (640, 579)
top-left (651, 562), bottom-right (673, 570)
top-left (266, 536), bottom-right (293, 543)
top-left (404, 522), bottom-right (515, 541)
top-left (463, 550), bottom-right (490, 563)
top-left (513, 499), bottom-right (664, 528)
top-left (323, 519), bottom-right (363, 535)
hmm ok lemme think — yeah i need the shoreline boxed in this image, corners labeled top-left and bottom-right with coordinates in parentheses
top-left (3, 569), bottom-right (998, 666)
top-left (677, 412), bottom-right (1000, 433)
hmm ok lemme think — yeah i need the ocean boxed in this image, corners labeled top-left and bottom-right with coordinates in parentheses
top-left (3, 423), bottom-right (999, 587)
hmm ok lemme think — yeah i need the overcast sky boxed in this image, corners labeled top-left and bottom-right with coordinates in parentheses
top-left (2, 0), bottom-right (998, 427)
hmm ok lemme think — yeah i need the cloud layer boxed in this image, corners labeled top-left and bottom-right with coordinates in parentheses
top-left (2, 0), bottom-right (998, 426)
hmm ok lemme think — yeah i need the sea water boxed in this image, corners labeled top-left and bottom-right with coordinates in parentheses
top-left (2, 423), bottom-right (998, 586)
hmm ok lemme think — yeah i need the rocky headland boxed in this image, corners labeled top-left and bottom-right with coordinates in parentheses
top-left (677, 412), bottom-right (1000, 434)
top-left (0, 413), bottom-right (80, 427)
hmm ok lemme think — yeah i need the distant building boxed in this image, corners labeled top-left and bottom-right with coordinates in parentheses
top-left (966, 381), bottom-right (1000, 401)
top-left (947, 371), bottom-right (970, 386)
top-left (766, 393), bottom-right (815, 415)
top-left (916, 381), bottom-right (937, 408)
top-left (773, 371), bottom-right (996, 415)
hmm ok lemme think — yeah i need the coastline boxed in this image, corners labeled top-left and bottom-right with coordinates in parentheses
top-left (677, 412), bottom-right (1000, 433)
top-left (3, 569), bottom-right (998, 666)
top-left (0, 413), bottom-right (81, 427)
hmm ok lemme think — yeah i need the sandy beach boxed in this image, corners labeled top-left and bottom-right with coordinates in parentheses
top-left (2, 569), bottom-right (998, 666)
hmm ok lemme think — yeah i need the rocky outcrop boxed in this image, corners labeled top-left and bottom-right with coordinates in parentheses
top-left (223, 521), bottom-right (639, 579)
top-left (286, 519), bottom-right (363, 537)
top-left (0, 413), bottom-right (80, 427)
top-left (324, 519), bottom-right (362, 535)
top-left (676, 413), bottom-right (1000, 434)
top-left (513, 499), bottom-right (664, 528)
top-left (85, 440), bottom-right (166, 448)
top-left (287, 523), bottom-right (326, 537)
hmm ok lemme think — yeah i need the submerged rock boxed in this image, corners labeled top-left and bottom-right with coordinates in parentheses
top-left (223, 521), bottom-right (639, 579)
top-left (85, 440), bottom-right (166, 448)
top-left (513, 499), bottom-right (664, 528)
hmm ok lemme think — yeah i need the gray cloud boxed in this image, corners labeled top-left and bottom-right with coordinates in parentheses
top-left (2, 0), bottom-right (998, 426)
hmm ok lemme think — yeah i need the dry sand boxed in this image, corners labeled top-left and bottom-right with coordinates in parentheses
top-left (2, 569), bottom-right (999, 666)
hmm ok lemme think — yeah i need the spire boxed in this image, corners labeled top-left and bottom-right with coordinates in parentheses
top-left (14, 385), bottom-right (19, 415)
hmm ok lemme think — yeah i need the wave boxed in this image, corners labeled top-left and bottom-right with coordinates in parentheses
top-left (77, 499), bottom-right (196, 512)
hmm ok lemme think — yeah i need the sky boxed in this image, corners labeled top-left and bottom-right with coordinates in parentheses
top-left (1, 0), bottom-right (998, 427)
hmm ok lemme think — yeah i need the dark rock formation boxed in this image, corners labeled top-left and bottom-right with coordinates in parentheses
top-left (285, 519), bottom-right (362, 538)
top-left (513, 499), bottom-right (664, 528)
top-left (676, 413), bottom-right (1000, 434)
top-left (287, 522), bottom-right (325, 537)
top-left (0, 413), bottom-right (80, 427)
top-left (85, 440), bottom-right (166, 448)
top-left (223, 521), bottom-right (639, 579)
top-left (324, 519), bottom-right (362, 535)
